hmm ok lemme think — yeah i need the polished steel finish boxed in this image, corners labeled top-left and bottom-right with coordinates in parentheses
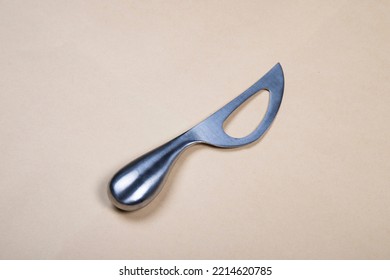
top-left (108, 63), bottom-right (285, 211)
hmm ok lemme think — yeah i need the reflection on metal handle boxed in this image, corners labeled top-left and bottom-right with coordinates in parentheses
top-left (108, 132), bottom-right (197, 211)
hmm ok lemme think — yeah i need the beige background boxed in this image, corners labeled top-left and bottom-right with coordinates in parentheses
top-left (1, 0), bottom-right (389, 259)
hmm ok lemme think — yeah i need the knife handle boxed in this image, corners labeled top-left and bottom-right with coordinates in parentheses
top-left (108, 132), bottom-right (196, 211)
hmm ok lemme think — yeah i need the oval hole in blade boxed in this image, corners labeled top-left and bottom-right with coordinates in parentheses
top-left (223, 89), bottom-right (269, 138)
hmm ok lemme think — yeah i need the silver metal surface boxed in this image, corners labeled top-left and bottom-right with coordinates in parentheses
top-left (108, 63), bottom-right (285, 211)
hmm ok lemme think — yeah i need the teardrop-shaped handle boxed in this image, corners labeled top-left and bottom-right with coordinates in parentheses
top-left (108, 132), bottom-right (196, 211)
